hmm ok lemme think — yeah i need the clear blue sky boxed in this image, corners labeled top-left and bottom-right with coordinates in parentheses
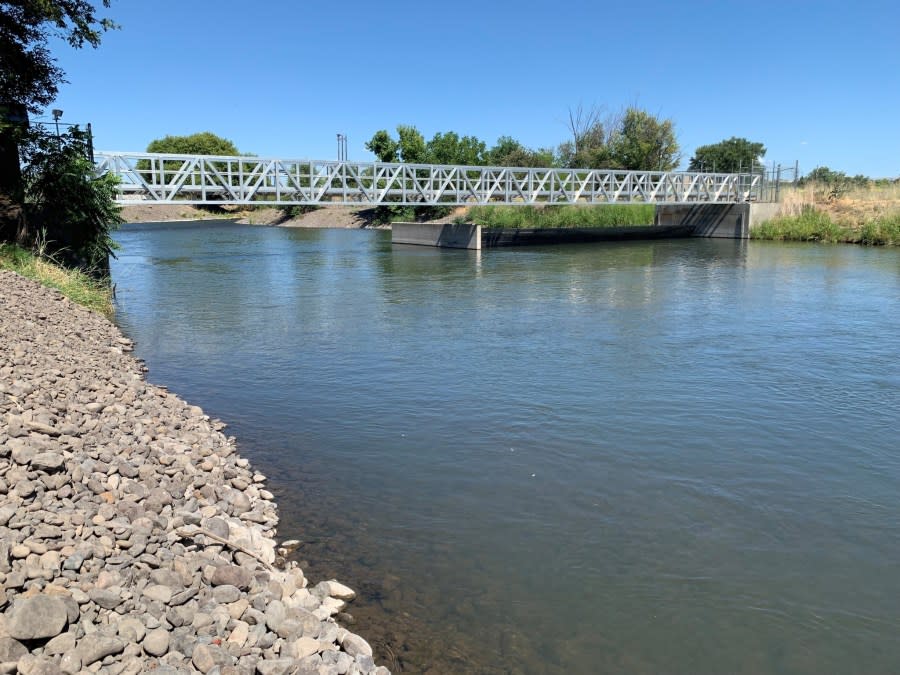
top-left (44, 0), bottom-right (900, 177)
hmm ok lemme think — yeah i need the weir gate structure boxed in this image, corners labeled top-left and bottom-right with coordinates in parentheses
top-left (95, 152), bottom-right (780, 241)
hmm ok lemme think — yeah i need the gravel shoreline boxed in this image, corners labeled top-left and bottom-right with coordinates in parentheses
top-left (0, 270), bottom-right (390, 675)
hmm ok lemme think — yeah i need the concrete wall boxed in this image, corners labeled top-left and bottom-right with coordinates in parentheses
top-left (481, 224), bottom-right (695, 247)
top-left (391, 222), bottom-right (481, 250)
top-left (655, 203), bottom-right (782, 239)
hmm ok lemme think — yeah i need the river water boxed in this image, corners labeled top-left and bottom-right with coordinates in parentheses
top-left (111, 221), bottom-right (900, 674)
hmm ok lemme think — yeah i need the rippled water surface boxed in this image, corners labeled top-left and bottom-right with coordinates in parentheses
top-left (111, 222), bottom-right (900, 674)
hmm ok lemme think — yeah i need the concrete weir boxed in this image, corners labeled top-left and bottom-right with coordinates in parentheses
top-left (392, 203), bottom-right (781, 249)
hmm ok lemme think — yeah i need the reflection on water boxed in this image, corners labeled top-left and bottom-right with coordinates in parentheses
top-left (112, 222), bottom-right (900, 674)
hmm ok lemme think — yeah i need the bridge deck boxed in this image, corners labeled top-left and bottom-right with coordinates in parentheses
top-left (95, 152), bottom-right (772, 206)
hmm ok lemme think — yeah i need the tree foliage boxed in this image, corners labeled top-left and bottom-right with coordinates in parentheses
top-left (427, 131), bottom-right (485, 166)
top-left (688, 137), bottom-right (766, 173)
top-left (486, 136), bottom-right (554, 167)
top-left (557, 105), bottom-right (679, 170)
top-left (608, 107), bottom-right (680, 171)
top-left (145, 131), bottom-right (240, 156)
top-left (0, 0), bottom-right (117, 114)
top-left (18, 125), bottom-right (122, 275)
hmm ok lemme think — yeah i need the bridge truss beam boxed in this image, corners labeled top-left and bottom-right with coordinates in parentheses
top-left (95, 152), bottom-right (771, 206)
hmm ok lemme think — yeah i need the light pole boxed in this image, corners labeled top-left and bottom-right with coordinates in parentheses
top-left (51, 109), bottom-right (63, 147)
top-left (336, 133), bottom-right (347, 161)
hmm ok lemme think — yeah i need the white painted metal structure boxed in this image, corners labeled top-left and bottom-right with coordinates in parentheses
top-left (95, 152), bottom-right (771, 205)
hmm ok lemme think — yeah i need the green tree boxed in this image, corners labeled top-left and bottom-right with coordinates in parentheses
top-left (427, 131), bottom-right (486, 166)
top-left (0, 0), bottom-right (117, 114)
top-left (1, 0), bottom-right (117, 245)
top-left (688, 137), bottom-right (766, 173)
top-left (145, 131), bottom-right (239, 156)
top-left (608, 107), bottom-right (680, 171)
top-left (396, 125), bottom-right (427, 163)
top-left (365, 129), bottom-right (398, 162)
top-left (18, 125), bottom-right (122, 275)
top-left (486, 136), bottom-right (554, 168)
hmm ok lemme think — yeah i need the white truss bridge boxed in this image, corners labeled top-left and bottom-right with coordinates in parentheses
top-left (95, 152), bottom-right (771, 206)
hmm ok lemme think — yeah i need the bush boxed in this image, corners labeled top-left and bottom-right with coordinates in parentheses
top-left (18, 125), bottom-right (122, 277)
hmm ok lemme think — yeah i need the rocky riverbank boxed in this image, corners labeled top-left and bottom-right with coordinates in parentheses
top-left (0, 269), bottom-right (390, 675)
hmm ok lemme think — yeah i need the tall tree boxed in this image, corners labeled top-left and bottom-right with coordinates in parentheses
top-left (365, 129), bottom-right (399, 162)
top-left (608, 107), bottom-right (680, 171)
top-left (1, 0), bottom-right (117, 114)
top-left (688, 137), bottom-right (766, 173)
top-left (487, 136), bottom-right (554, 168)
top-left (1, 0), bottom-right (117, 246)
top-left (396, 125), bottom-right (426, 163)
top-left (427, 131), bottom-right (486, 166)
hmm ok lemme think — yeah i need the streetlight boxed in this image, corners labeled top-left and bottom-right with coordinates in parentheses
top-left (51, 109), bottom-right (63, 141)
top-left (336, 133), bottom-right (347, 161)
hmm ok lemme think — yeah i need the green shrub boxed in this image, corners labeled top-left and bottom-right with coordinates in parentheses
top-left (18, 126), bottom-right (122, 277)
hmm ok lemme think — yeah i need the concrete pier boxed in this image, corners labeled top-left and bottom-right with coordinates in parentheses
top-left (392, 203), bottom-right (782, 249)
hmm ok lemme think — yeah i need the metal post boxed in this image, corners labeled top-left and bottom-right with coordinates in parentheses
top-left (86, 122), bottom-right (94, 163)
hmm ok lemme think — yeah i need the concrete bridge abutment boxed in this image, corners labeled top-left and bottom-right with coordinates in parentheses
top-left (655, 203), bottom-right (780, 239)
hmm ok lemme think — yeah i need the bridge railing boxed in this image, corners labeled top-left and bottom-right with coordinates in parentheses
top-left (94, 152), bottom-right (771, 205)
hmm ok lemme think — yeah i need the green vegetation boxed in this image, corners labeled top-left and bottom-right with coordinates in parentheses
top-left (1, 243), bottom-right (114, 315)
top-left (466, 204), bottom-right (656, 230)
top-left (688, 137), bottom-right (766, 173)
top-left (0, 1), bottom-right (116, 116)
top-left (18, 126), bottom-right (122, 275)
top-left (1, 0), bottom-right (121, 281)
top-left (752, 207), bottom-right (900, 246)
top-left (145, 131), bottom-right (240, 156)
top-left (366, 104), bottom-right (679, 172)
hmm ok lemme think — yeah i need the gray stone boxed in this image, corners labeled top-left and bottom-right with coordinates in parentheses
top-left (203, 517), bottom-right (230, 540)
top-left (284, 636), bottom-right (320, 659)
top-left (355, 654), bottom-right (376, 672)
top-left (88, 587), bottom-right (122, 610)
top-left (213, 584), bottom-right (241, 604)
top-left (15, 654), bottom-right (59, 675)
top-left (340, 633), bottom-right (373, 658)
top-left (225, 490), bottom-right (251, 515)
top-left (211, 565), bottom-right (251, 590)
top-left (142, 584), bottom-right (173, 604)
top-left (59, 651), bottom-right (82, 675)
top-left (77, 635), bottom-right (125, 666)
top-left (44, 632), bottom-right (77, 655)
top-left (5, 595), bottom-right (68, 640)
top-left (142, 628), bottom-right (170, 657)
top-left (62, 551), bottom-right (85, 572)
top-left (30, 452), bottom-right (65, 471)
top-left (169, 586), bottom-right (198, 606)
top-left (192, 643), bottom-right (233, 673)
top-left (321, 579), bottom-right (356, 601)
top-left (117, 617), bottom-right (146, 643)
top-left (0, 506), bottom-right (17, 528)
top-left (0, 637), bottom-right (26, 663)
top-left (255, 659), bottom-right (296, 675)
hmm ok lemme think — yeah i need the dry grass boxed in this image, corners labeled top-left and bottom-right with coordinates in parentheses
top-left (778, 183), bottom-right (900, 224)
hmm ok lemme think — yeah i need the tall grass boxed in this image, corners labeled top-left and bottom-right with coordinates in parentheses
top-left (466, 204), bottom-right (655, 229)
top-left (751, 207), bottom-right (900, 246)
top-left (0, 243), bottom-right (114, 316)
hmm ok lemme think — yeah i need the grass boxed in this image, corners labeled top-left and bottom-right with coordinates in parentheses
top-left (753, 182), bottom-right (900, 246)
top-left (465, 204), bottom-right (656, 229)
top-left (0, 243), bottom-right (115, 316)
